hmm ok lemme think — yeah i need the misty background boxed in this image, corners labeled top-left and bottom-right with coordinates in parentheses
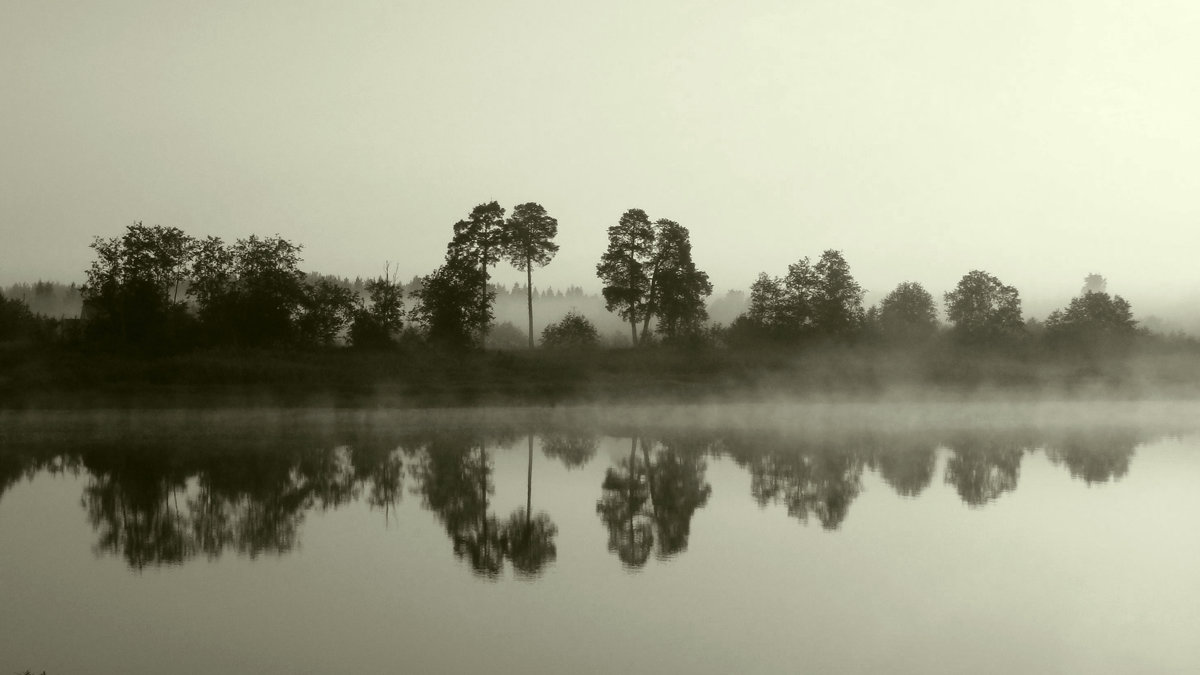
top-left (3, 1), bottom-right (1199, 332)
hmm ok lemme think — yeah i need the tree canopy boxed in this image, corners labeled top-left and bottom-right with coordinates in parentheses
top-left (875, 281), bottom-right (939, 343)
top-left (943, 270), bottom-right (1023, 345)
top-left (409, 251), bottom-right (493, 350)
top-left (1045, 289), bottom-right (1137, 354)
top-left (737, 250), bottom-right (864, 344)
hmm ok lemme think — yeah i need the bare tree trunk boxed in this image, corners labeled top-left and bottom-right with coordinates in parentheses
top-left (526, 261), bottom-right (534, 349)
top-left (640, 263), bottom-right (660, 345)
top-left (480, 248), bottom-right (489, 345)
top-left (630, 318), bottom-right (638, 346)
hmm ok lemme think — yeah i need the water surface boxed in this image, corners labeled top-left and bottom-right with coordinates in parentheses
top-left (2, 405), bottom-right (1198, 674)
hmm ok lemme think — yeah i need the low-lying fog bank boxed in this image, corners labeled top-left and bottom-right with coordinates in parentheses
top-left (5, 398), bottom-right (1200, 442)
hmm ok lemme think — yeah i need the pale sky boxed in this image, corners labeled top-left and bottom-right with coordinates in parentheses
top-left (3, 0), bottom-right (1199, 318)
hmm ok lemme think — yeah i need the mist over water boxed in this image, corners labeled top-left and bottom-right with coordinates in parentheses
top-left (2, 403), bottom-right (1198, 674)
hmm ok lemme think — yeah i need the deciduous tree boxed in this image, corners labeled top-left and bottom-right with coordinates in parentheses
top-left (1044, 289), bottom-right (1137, 354)
top-left (81, 222), bottom-right (194, 346)
top-left (944, 270), bottom-right (1024, 345)
top-left (410, 251), bottom-right (492, 350)
top-left (876, 281), bottom-right (938, 343)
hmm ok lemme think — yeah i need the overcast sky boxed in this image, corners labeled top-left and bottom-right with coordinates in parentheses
top-left (3, 0), bottom-right (1198, 316)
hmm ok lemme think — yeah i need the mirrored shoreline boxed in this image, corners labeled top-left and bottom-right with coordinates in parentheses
top-left (3, 406), bottom-right (1188, 575)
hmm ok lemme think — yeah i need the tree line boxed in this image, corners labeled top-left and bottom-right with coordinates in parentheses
top-left (0, 202), bottom-right (1159, 357)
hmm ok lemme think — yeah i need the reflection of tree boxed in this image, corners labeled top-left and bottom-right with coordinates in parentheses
top-left (0, 450), bottom-right (45, 504)
top-left (350, 443), bottom-right (405, 522)
top-left (943, 435), bottom-right (1026, 507)
top-left (413, 433), bottom-right (558, 578)
top-left (871, 442), bottom-right (937, 498)
top-left (749, 448), bottom-right (863, 530)
top-left (504, 436), bottom-right (557, 577)
top-left (596, 437), bottom-right (710, 567)
top-left (642, 439), bottom-right (711, 557)
top-left (541, 433), bottom-right (598, 470)
top-left (596, 438), bottom-right (653, 567)
top-left (80, 449), bottom-right (191, 568)
top-left (412, 435), bottom-right (504, 577)
top-left (1044, 429), bottom-right (1138, 485)
top-left (72, 441), bottom-right (367, 569)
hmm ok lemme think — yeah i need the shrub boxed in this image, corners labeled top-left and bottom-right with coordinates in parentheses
top-left (540, 311), bottom-right (599, 350)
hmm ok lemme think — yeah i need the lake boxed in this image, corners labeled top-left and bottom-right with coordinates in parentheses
top-left (2, 403), bottom-right (1199, 674)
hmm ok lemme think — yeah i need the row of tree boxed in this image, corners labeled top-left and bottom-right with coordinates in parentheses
top-left (0, 202), bottom-right (1149, 354)
top-left (736, 260), bottom-right (1138, 354)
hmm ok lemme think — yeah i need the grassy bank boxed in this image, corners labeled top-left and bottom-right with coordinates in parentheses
top-left (4, 339), bottom-right (1200, 409)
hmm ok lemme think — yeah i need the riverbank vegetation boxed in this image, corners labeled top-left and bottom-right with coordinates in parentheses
top-left (2, 204), bottom-right (1199, 406)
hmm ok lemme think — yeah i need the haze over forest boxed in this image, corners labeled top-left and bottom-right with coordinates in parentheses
top-left (3, 1), bottom-right (1200, 331)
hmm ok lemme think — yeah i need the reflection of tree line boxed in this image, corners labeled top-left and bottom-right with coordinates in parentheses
top-left (0, 425), bottom-right (1147, 573)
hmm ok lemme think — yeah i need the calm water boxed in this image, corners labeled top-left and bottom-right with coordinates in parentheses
top-left (2, 405), bottom-right (1199, 674)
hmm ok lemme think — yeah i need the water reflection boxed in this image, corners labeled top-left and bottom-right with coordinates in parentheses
top-left (596, 436), bottom-right (711, 567)
top-left (412, 432), bottom-right (558, 578)
top-left (869, 441), bottom-right (937, 498)
top-left (0, 417), bottom-right (1154, 575)
top-left (942, 433), bottom-right (1030, 507)
top-left (1043, 428), bottom-right (1139, 485)
top-left (728, 436), bottom-right (864, 530)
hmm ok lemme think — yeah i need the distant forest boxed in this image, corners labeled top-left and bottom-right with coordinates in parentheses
top-left (0, 201), bottom-right (1195, 361)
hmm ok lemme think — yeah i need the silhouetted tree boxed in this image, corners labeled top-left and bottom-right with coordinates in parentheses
top-left (876, 281), bottom-right (939, 343)
top-left (944, 270), bottom-right (1024, 345)
top-left (780, 257), bottom-right (820, 334)
top-left (1045, 290), bottom-right (1137, 355)
top-left (410, 251), bottom-right (492, 350)
top-left (0, 293), bottom-right (37, 341)
top-left (649, 220), bottom-right (713, 342)
top-left (349, 264), bottom-right (406, 348)
top-left (81, 222), bottom-right (193, 347)
top-left (811, 250), bottom-right (865, 340)
top-left (187, 235), bottom-right (238, 343)
top-left (734, 251), bottom-right (862, 344)
top-left (297, 279), bottom-right (358, 346)
top-left (449, 202), bottom-right (507, 342)
top-left (732, 272), bottom-right (790, 342)
top-left (187, 234), bottom-right (308, 346)
top-left (597, 209), bottom-right (655, 345)
top-left (230, 235), bottom-right (307, 346)
top-left (502, 202), bottom-right (559, 349)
